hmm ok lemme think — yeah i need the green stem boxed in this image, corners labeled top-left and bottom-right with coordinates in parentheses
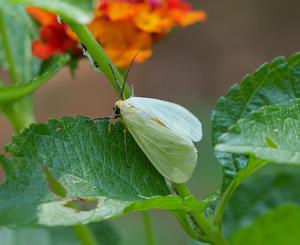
top-left (0, 10), bottom-right (20, 83)
top-left (213, 158), bottom-right (268, 229)
top-left (51, 16), bottom-right (134, 245)
top-left (172, 210), bottom-right (208, 242)
top-left (1, 96), bottom-right (35, 131)
top-left (173, 183), bottom-right (229, 245)
top-left (72, 224), bottom-right (97, 245)
top-left (63, 18), bottom-right (131, 99)
top-left (64, 11), bottom-right (227, 245)
top-left (143, 211), bottom-right (155, 245)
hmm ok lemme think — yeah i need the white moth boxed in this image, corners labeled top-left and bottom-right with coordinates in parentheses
top-left (114, 96), bottom-right (202, 183)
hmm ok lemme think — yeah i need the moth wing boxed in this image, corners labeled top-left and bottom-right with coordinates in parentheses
top-left (125, 97), bottom-right (202, 142)
top-left (124, 115), bottom-right (197, 183)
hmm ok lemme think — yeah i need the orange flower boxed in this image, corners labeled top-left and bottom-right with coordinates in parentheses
top-left (105, 1), bottom-right (135, 21)
top-left (89, 19), bottom-right (152, 67)
top-left (28, 0), bottom-right (206, 67)
top-left (27, 6), bottom-right (80, 60)
top-left (134, 4), bottom-right (174, 33)
top-left (27, 6), bottom-right (57, 26)
top-left (170, 10), bottom-right (207, 26)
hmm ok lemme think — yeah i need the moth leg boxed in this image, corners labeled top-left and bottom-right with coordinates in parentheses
top-left (86, 116), bottom-right (107, 123)
top-left (88, 116), bottom-right (114, 133)
top-left (123, 128), bottom-right (130, 167)
top-left (91, 116), bottom-right (110, 121)
top-left (108, 113), bottom-right (122, 133)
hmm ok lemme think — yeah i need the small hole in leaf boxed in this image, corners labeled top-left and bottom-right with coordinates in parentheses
top-left (64, 198), bottom-right (98, 212)
top-left (42, 166), bottom-right (67, 198)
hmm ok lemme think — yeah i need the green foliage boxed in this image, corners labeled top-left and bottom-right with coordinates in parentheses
top-left (230, 204), bottom-right (300, 245)
top-left (212, 53), bottom-right (300, 191)
top-left (0, 1), bottom-right (39, 83)
top-left (223, 165), bottom-right (300, 236)
top-left (10, 0), bottom-right (96, 24)
top-left (0, 55), bottom-right (69, 103)
top-left (0, 222), bottom-right (120, 245)
top-left (0, 54), bottom-right (69, 130)
top-left (0, 117), bottom-right (212, 227)
top-left (1, 0), bottom-right (300, 241)
top-left (216, 99), bottom-right (300, 164)
top-left (125, 193), bottom-right (217, 213)
top-left (0, 0), bottom-right (43, 130)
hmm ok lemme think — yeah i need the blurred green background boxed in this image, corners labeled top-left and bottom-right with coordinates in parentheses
top-left (1, 0), bottom-right (300, 244)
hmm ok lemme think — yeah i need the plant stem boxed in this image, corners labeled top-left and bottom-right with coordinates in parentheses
top-left (1, 96), bottom-right (35, 131)
top-left (213, 158), bottom-right (268, 228)
top-left (63, 18), bottom-right (131, 99)
top-left (0, 10), bottom-right (20, 83)
top-left (143, 211), bottom-right (155, 245)
top-left (72, 224), bottom-right (97, 245)
top-left (64, 12), bottom-right (228, 245)
top-left (53, 16), bottom-right (137, 245)
top-left (172, 210), bottom-right (209, 242)
top-left (173, 183), bottom-right (229, 245)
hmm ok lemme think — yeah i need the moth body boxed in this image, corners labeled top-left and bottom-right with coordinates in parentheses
top-left (114, 97), bottom-right (202, 183)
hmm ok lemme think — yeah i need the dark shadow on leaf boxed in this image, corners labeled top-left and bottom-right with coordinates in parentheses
top-left (64, 198), bottom-right (98, 212)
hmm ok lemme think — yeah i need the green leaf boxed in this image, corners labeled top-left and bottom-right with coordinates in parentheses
top-left (231, 204), bottom-right (300, 245)
top-left (125, 193), bottom-right (218, 214)
top-left (0, 222), bottom-right (120, 245)
top-left (0, 55), bottom-right (70, 103)
top-left (215, 99), bottom-right (300, 164)
top-left (0, 117), bottom-right (210, 227)
top-left (10, 0), bottom-right (96, 24)
top-left (212, 53), bottom-right (300, 191)
top-left (0, 1), bottom-right (39, 83)
top-left (223, 165), bottom-right (300, 236)
top-left (0, 1), bottom-right (35, 34)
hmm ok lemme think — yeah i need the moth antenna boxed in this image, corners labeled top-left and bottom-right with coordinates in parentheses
top-left (109, 64), bottom-right (126, 100)
top-left (110, 52), bottom-right (138, 100)
top-left (120, 52), bottom-right (140, 99)
top-left (119, 78), bottom-right (127, 100)
top-left (124, 52), bottom-right (139, 83)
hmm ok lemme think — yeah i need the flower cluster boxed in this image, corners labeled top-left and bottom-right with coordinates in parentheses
top-left (27, 7), bottom-right (82, 60)
top-left (28, 0), bottom-right (206, 67)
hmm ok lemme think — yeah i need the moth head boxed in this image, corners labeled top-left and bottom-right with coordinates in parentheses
top-left (113, 100), bottom-right (124, 115)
